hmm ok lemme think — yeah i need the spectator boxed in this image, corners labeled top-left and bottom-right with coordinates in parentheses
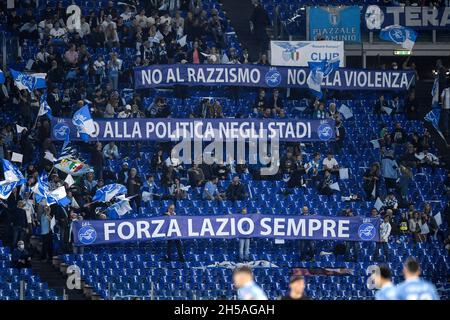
top-left (169, 177), bottom-right (187, 200)
top-left (374, 215), bottom-right (391, 261)
top-left (11, 240), bottom-right (32, 269)
top-left (187, 164), bottom-right (205, 187)
top-left (226, 176), bottom-right (248, 201)
top-left (203, 176), bottom-right (224, 201)
top-left (381, 150), bottom-right (398, 192)
top-left (299, 206), bottom-right (315, 261)
top-left (12, 201), bottom-right (28, 248)
top-left (103, 141), bottom-right (120, 160)
top-left (238, 208), bottom-right (251, 261)
top-left (363, 162), bottom-right (381, 200)
top-left (165, 204), bottom-right (185, 262)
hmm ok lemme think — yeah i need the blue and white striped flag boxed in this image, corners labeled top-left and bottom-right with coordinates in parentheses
top-left (379, 25), bottom-right (417, 50)
top-left (306, 58), bottom-right (340, 98)
top-left (72, 105), bottom-right (95, 142)
top-left (38, 92), bottom-right (53, 119)
top-left (92, 183), bottom-right (127, 202)
top-left (0, 69), bottom-right (5, 85)
top-left (10, 68), bottom-right (46, 92)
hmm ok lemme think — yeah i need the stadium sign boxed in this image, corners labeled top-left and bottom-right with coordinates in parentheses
top-left (51, 118), bottom-right (335, 142)
top-left (308, 6), bottom-right (361, 42)
top-left (270, 41), bottom-right (345, 67)
top-left (73, 214), bottom-right (381, 246)
top-left (133, 64), bottom-right (415, 90)
top-left (364, 5), bottom-right (450, 30)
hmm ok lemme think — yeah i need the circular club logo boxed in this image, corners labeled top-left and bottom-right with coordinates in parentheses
top-left (317, 123), bottom-right (333, 141)
top-left (53, 123), bottom-right (70, 141)
top-left (265, 69), bottom-right (282, 87)
top-left (78, 225), bottom-right (97, 245)
top-left (358, 223), bottom-right (376, 241)
top-left (389, 28), bottom-right (406, 43)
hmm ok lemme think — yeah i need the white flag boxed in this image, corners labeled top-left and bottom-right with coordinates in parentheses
top-left (374, 197), bottom-right (384, 211)
top-left (370, 139), bottom-right (380, 149)
top-left (16, 124), bottom-right (27, 133)
top-left (420, 223), bottom-right (430, 234)
top-left (338, 104), bottom-right (353, 119)
top-left (64, 174), bottom-right (75, 187)
top-left (329, 182), bottom-right (340, 191)
top-left (381, 106), bottom-right (393, 115)
top-left (434, 212), bottom-right (442, 226)
top-left (48, 186), bottom-right (67, 201)
top-left (339, 168), bottom-right (349, 180)
top-left (50, 216), bottom-right (56, 232)
top-left (11, 152), bottom-right (23, 163)
top-left (44, 151), bottom-right (57, 162)
top-left (176, 35), bottom-right (187, 47)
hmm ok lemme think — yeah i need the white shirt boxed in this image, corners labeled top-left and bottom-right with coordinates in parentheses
top-left (380, 221), bottom-right (392, 242)
top-left (322, 157), bottom-right (338, 170)
top-left (441, 87), bottom-right (450, 110)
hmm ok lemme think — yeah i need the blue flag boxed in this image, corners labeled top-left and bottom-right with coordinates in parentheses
top-left (38, 92), bottom-right (53, 119)
top-left (0, 182), bottom-right (19, 200)
top-left (33, 171), bottom-right (70, 206)
top-left (380, 25), bottom-right (417, 50)
top-left (1, 159), bottom-right (26, 186)
top-left (9, 68), bottom-right (47, 92)
top-left (306, 59), bottom-right (340, 98)
top-left (0, 69), bottom-right (5, 85)
top-left (93, 184), bottom-right (127, 202)
top-left (72, 105), bottom-right (96, 142)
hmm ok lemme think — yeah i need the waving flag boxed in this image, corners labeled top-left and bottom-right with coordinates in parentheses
top-left (47, 186), bottom-right (71, 206)
top-left (33, 171), bottom-right (50, 204)
top-left (33, 172), bottom-right (71, 206)
top-left (0, 182), bottom-right (18, 200)
top-left (379, 25), bottom-right (417, 50)
top-left (0, 69), bottom-right (5, 84)
top-left (0, 159), bottom-right (26, 186)
top-left (10, 68), bottom-right (46, 92)
top-left (306, 59), bottom-right (340, 98)
top-left (72, 105), bottom-right (95, 142)
top-left (93, 184), bottom-right (127, 202)
top-left (38, 92), bottom-right (52, 119)
top-left (424, 108), bottom-right (445, 141)
top-left (106, 195), bottom-right (133, 217)
top-left (55, 157), bottom-right (90, 176)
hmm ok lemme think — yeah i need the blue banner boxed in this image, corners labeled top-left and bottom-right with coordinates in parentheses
top-left (51, 118), bottom-right (336, 142)
top-left (309, 6), bottom-right (361, 42)
top-left (134, 64), bottom-right (414, 91)
top-left (73, 214), bottom-right (381, 246)
top-left (363, 6), bottom-right (450, 30)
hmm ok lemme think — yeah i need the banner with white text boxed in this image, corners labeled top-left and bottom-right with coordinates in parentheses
top-left (51, 118), bottom-right (335, 142)
top-left (133, 64), bottom-right (414, 90)
top-left (73, 214), bottom-right (381, 246)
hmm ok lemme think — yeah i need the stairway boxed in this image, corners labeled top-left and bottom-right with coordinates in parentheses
top-left (31, 258), bottom-right (87, 300)
top-left (220, 0), bottom-right (264, 61)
